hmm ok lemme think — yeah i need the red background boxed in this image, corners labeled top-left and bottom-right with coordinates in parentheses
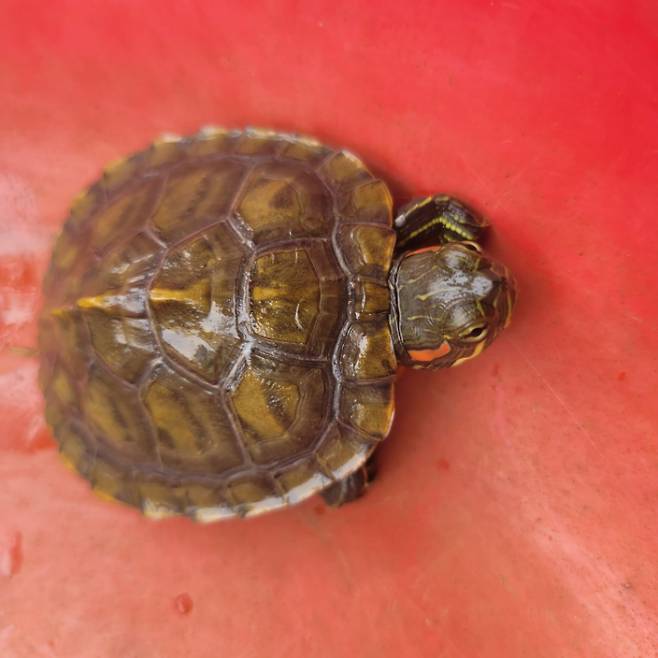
top-left (1, 2), bottom-right (658, 656)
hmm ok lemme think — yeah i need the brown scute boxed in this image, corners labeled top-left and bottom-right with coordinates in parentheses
top-left (102, 153), bottom-right (142, 191)
top-left (185, 127), bottom-right (233, 158)
top-left (39, 128), bottom-right (399, 520)
top-left (319, 150), bottom-right (372, 189)
top-left (150, 160), bottom-right (247, 242)
top-left (338, 179), bottom-right (393, 226)
top-left (335, 224), bottom-right (396, 281)
top-left (230, 353), bottom-right (328, 464)
top-left (279, 137), bottom-right (330, 164)
top-left (275, 460), bottom-right (332, 505)
top-left (150, 224), bottom-right (244, 382)
top-left (226, 475), bottom-right (280, 515)
top-left (82, 311), bottom-right (155, 383)
top-left (88, 178), bottom-right (162, 252)
top-left (82, 232), bottom-right (161, 293)
top-left (87, 457), bottom-right (140, 507)
top-left (83, 366), bottom-right (157, 463)
top-left (232, 129), bottom-right (283, 156)
top-left (353, 280), bottom-right (390, 318)
top-left (339, 382), bottom-right (395, 439)
top-left (236, 163), bottom-right (331, 244)
top-left (50, 228), bottom-right (80, 272)
top-left (57, 421), bottom-right (97, 476)
top-left (249, 247), bottom-right (320, 345)
top-left (142, 135), bottom-right (186, 169)
top-left (339, 321), bottom-right (396, 380)
top-left (66, 184), bottom-right (104, 233)
top-left (40, 310), bottom-right (88, 384)
top-left (315, 424), bottom-right (371, 481)
top-left (248, 241), bottom-right (345, 358)
top-left (142, 364), bottom-right (243, 471)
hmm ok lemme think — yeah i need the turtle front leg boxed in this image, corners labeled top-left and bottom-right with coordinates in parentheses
top-left (394, 195), bottom-right (488, 255)
top-left (321, 455), bottom-right (377, 507)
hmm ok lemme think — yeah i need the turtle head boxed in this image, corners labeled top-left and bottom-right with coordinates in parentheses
top-left (390, 243), bottom-right (516, 368)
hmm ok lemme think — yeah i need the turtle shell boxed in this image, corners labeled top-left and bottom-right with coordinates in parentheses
top-left (39, 128), bottom-right (398, 520)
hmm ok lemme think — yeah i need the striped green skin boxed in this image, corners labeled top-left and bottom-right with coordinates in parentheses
top-left (394, 195), bottom-right (488, 254)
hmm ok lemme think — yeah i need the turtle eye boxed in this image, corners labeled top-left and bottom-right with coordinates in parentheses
top-left (461, 241), bottom-right (482, 253)
top-left (461, 324), bottom-right (488, 341)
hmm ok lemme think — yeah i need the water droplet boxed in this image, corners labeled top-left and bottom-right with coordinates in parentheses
top-left (174, 592), bottom-right (193, 616)
top-left (435, 458), bottom-right (451, 472)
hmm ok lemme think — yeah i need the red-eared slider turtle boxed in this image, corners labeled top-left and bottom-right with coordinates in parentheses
top-left (39, 128), bottom-right (516, 520)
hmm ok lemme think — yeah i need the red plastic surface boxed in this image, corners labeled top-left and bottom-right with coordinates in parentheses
top-left (1, 2), bottom-right (658, 656)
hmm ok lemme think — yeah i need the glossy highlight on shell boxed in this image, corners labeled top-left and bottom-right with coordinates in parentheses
top-left (39, 128), bottom-right (398, 520)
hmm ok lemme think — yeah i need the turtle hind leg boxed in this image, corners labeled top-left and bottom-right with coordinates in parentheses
top-left (320, 456), bottom-right (377, 507)
top-left (394, 195), bottom-right (489, 255)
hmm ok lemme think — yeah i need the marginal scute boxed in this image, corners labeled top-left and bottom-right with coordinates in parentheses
top-left (339, 382), bottom-right (395, 440)
top-left (102, 154), bottom-right (142, 192)
top-left (353, 280), bottom-right (390, 318)
top-left (143, 134), bottom-right (186, 169)
top-left (142, 364), bottom-right (243, 471)
top-left (226, 475), bottom-right (281, 516)
top-left (336, 224), bottom-right (396, 280)
top-left (279, 137), bottom-right (330, 164)
top-left (186, 126), bottom-right (233, 158)
top-left (139, 479), bottom-right (185, 518)
top-left (275, 461), bottom-right (332, 504)
top-left (319, 150), bottom-right (372, 190)
top-left (175, 482), bottom-right (229, 516)
top-left (233, 128), bottom-right (282, 156)
top-left (315, 424), bottom-right (371, 480)
top-left (230, 353), bottom-right (328, 464)
top-left (57, 422), bottom-right (96, 475)
top-left (49, 363), bottom-right (77, 409)
top-left (40, 362), bottom-right (78, 427)
top-left (194, 499), bottom-right (235, 523)
top-left (339, 179), bottom-right (393, 225)
top-left (339, 321), bottom-right (396, 380)
top-left (88, 458), bottom-right (141, 508)
top-left (41, 311), bottom-right (88, 381)
top-left (66, 185), bottom-right (104, 233)
top-left (49, 228), bottom-right (81, 274)
top-left (236, 163), bottom-right (331, 244)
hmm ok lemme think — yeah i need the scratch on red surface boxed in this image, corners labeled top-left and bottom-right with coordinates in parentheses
top-left (0, 530), bottom-right (23, 577)
top-left (510, 339), bottom-right (595, 445)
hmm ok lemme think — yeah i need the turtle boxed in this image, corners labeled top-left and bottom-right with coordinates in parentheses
top-left (39, 127), bottom-right (516, 521)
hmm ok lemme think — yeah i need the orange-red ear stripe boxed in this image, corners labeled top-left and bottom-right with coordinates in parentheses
top-left (408, 341), bottom-right (451, 362)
